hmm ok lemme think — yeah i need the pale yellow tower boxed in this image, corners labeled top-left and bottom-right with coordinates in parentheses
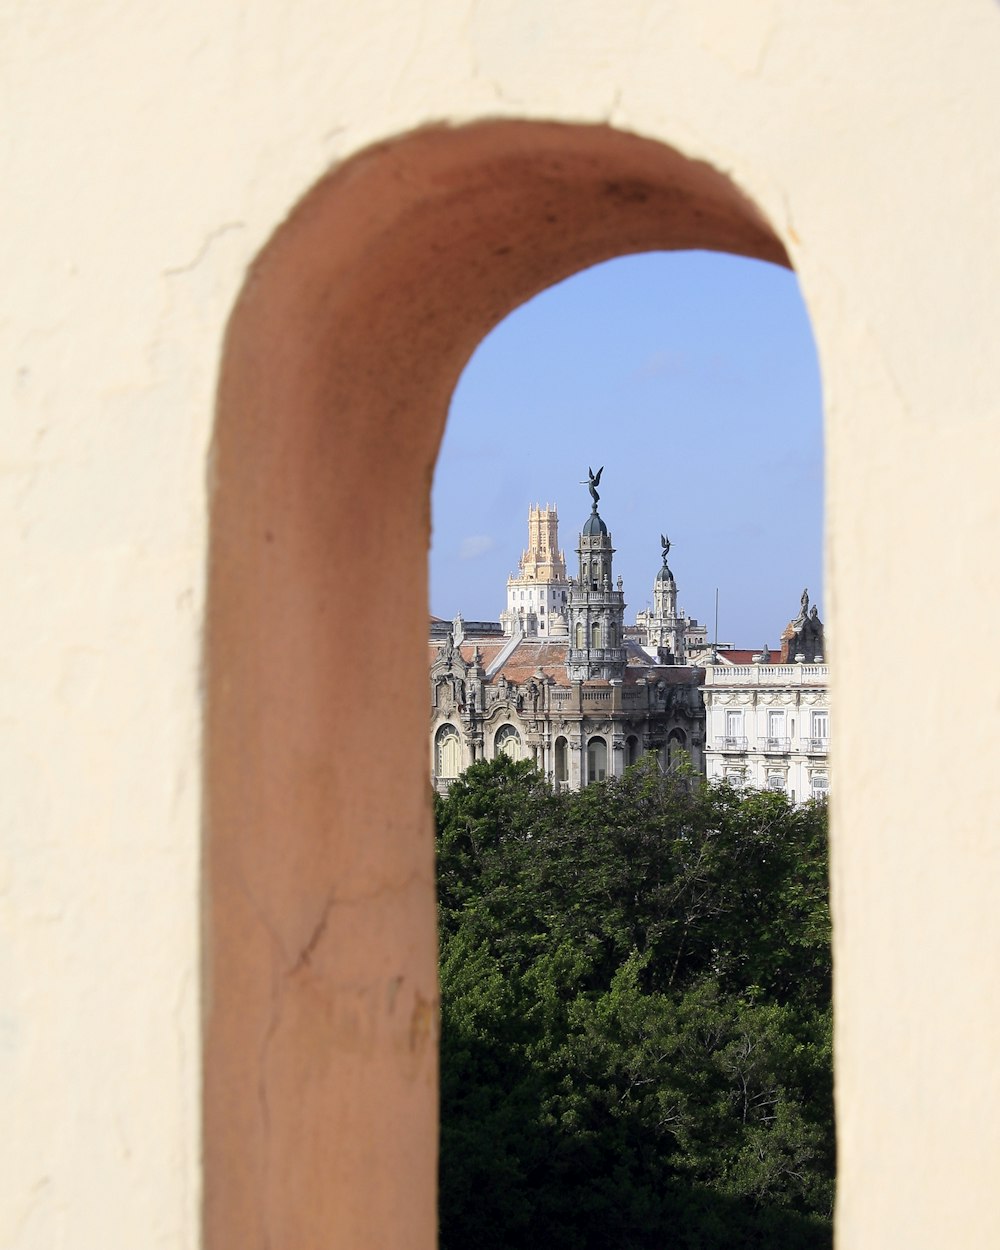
top-left (520, 504), bottom-right (567, 582)
top-left (501, 504), bottom-right (570, 636)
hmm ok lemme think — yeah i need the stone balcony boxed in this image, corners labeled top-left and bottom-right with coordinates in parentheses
top-left (703, 663), bottom-right (828, 686)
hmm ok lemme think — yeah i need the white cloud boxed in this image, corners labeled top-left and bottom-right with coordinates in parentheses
top-left (459, 534), bottom-right (497, 561)
top-left (634, 347), bottom-right (687, 380)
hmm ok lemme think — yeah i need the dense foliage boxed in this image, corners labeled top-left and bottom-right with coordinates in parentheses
top-left (436, 755), bottom-right (833, 1250)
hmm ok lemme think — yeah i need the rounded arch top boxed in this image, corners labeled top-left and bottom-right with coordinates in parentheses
top-left (216, 120), bottom-right (791, 492)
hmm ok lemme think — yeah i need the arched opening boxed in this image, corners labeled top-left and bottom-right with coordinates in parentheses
top-left (553, 736), bottom-right (569, 785)
top-left (435, 724), bottom-right (462, 780)
top-left (625, 735), bottom-right (640, 767)
top-left (590, 620), bottom-right (601, 649)
top-left (205, 119), bottom-right (791, 1248)
top-left (587, 736), bottom-right (608, 784)
top-left (494, 724), bottom-right (521, 761)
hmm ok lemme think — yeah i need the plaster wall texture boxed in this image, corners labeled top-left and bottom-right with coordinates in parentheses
top-left (3, 2), bottom-right (1000, 1248)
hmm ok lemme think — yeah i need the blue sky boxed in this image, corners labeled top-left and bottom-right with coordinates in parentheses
top-left (430, 250), bottom-right (823, 648)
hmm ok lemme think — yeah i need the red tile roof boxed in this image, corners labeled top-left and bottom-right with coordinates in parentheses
top-left (489, 639), bottom-right (573, 687)
top-left (431, 634), bottom-right (705, 689)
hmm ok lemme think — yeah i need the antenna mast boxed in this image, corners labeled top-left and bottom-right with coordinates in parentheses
top-left (713, 587), bottom-right (719, 659)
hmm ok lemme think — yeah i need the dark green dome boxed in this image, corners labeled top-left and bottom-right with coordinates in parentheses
top-left (656, 563), bottom-right (675, 582)
top-left (582, 509), bottom-right (608, 537)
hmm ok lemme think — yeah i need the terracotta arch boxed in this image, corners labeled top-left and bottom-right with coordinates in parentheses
top-left (205, 120), bottom-right (789, 1249)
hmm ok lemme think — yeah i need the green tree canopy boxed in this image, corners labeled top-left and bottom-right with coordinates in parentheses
top-left (437, 756), bottom-right (833, 1250)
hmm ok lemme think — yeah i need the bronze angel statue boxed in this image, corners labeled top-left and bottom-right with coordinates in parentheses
top-left (583, 465), bottom-right (604, 507)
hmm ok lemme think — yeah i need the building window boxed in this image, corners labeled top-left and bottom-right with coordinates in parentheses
top-left (724, 709), bottom-right (744, 748)
top-left (624, 735), bottom-right (639, 767)
top-left (766, 770), bottom-right (786, 792)
top-left (667, 728), bottom-right (686, 768)
top-left (554, 736), bottom-right (568, 783)
top-left (587, 736), bottom-right (607, 783)
top-left (575, 622), bottom-right (584, 648)
top-left (494, 724), bottom-right (521, 761)
top-left (810, 772), bottom-right (829, 799)
top-left (435, 724), bottom-right (462, 778)
top-left (608, 623), bottom-right (617, 646)
top-left (809, 710), bottom-right (829, 752)
top-left (590, 621), bottom-right (601, 648)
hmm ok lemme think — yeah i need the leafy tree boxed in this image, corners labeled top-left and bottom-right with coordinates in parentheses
top-left (437, 757), bottom-right (833, 1250)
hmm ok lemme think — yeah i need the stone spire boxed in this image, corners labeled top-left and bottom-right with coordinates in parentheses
top-left (566, 470), bottom-right (626, 681)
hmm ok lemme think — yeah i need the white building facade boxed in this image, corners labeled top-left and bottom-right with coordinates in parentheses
top-left (702, 660), bottom-right (829, 801)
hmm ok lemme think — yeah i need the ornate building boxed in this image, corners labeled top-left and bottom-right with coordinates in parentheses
top-left (430, 475), bottom-right (704, 791)
top-left (701, 590), bottom-right (829, 800)
top-left (431, 477), bottom-right (830, 800)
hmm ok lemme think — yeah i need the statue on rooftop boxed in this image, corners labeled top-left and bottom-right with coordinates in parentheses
top-left (582, 465), bottom-right (604, 508)
top-left (660, 533), bottom-right (671, 563)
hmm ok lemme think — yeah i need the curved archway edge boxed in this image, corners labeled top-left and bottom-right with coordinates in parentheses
top-left (205, 119), bottom-right (790, 1249)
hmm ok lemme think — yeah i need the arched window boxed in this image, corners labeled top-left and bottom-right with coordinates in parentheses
top-left (625, 735), bottom-right (639, 767)
top-left (435, 724), bottom-right (462, 778)
top-left (608, 623), bottom-right (618, 647)
top-left (495, 724), bottom-right (521, 761)
top-left (575, 622), bottom-right (584, 648)
top-left (554, 736), bottom-right (568, 783)
top-left (587, 736), bottom-right (607, 784)
top-left (207, 119), bottom-right (827, 1247)
top-left (591, 621), bottom-right (601, 648)
top-left (667, 728), bottom-right (686, 769)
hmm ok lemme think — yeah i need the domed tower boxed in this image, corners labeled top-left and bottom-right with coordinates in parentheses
top-left (643, 534), bottom-right (686, 663)
top-left (566, 467), bottom-right (626, 681)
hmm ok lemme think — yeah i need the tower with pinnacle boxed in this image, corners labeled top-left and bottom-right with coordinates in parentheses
top-left (565, 467), bottom-right (626, 681)
top-left (638, 534), bottom-right (686, 663)
top-left (500, 503), bottom-right (570, 636)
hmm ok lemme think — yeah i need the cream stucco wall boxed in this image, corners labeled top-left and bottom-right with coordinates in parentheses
top-left (4, 2), bottom-right (1000, 1247)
